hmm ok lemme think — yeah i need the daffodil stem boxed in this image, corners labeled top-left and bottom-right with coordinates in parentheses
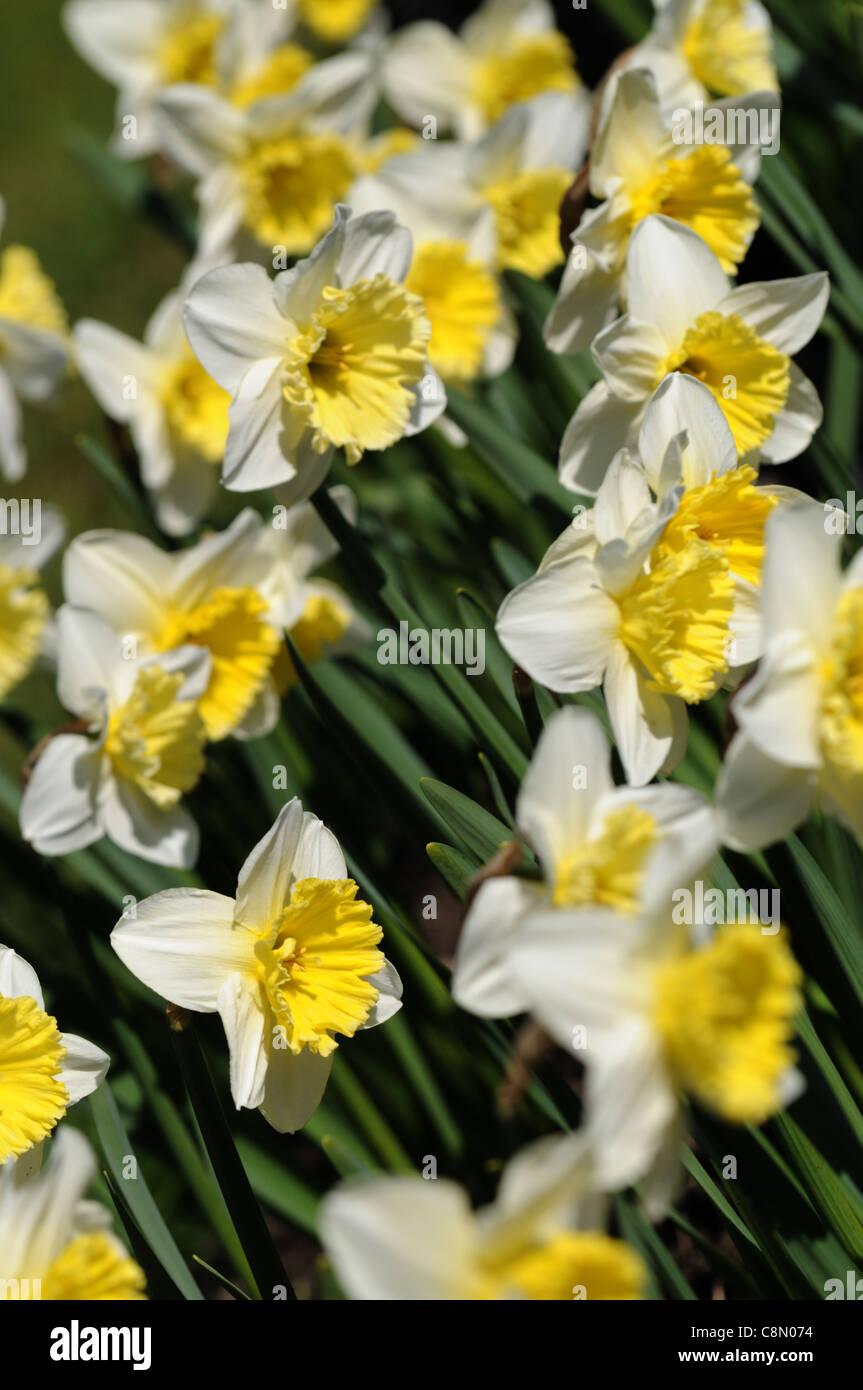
top-left (168, 1007), bottom-right (296, 1302)
top-left (512, 667), bottom-right (544, 747)
top-left (311, 483), bottom-right (387, 598)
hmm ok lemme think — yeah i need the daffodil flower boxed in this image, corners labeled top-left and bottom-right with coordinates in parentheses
top-left (20, 606), bottom-right (210, 866)
top-left (152, 53), bottom-right (378, 261)
top-left (0, 946), bottom-right (110, 1169)
top-left (321, 1131), bottom-right (647, 1300)
top-left (546, 69), bottom-right (774, 356)
top-left (632, 371), bottom-right (807, 672)
top-left (509, 899), bottom-right (803, 1216)
top-left (382, 0), bottom-right (581, 140)
top-left (452, 705), bottom-right (718, 1019)
top-left (356, 92), bottom-right (589, 283)
top-left (560, 215), bottom-right (828, 496)
top-left (0, 506), bottom-right (65, 705)
top-left (62, 0), bottom-right (290, 159)
top-left (111, 799), bottom-right (403, 1132)
top-left (74, 264), bottom-right (231, 537)
top-left (0, 196), bottom-right (70, 481)
top-left (623, 0), bottom-right (778, 117)
top-left (718, 500), bottom-right (863, 851)
top-left (496, 378), bottom-right (790, 785)
top-left (0, 1127), bottom-right (146, 1299)
top-left (183, 205), bottom-right (445, 497)
top-left (62, 510), bottom-right (284, 742)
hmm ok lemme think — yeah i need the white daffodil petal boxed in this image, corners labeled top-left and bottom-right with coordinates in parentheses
top-left (183, 264), bottom-right (290, 395)
top-left (218, 974), bottom-right (267, 1111)
top-left (719, 273), bottom-right (829, 356)
top-left (583, 1017), bottom-right (676, 1197)
top-left (496, 557), bottom-right (619, 692)
top-left (717, 732), bottom-right (816, 852)
top-left (59, 1033), bottom-right (110, 1105)
top-left (604, 643), bottom-right (686, 786)
top-left (19, 733), bottom-right (102, 857)
top-left (625, 215), bottom-right (729, 347)
top-left (235, 799), bottom-right (346, 930)
top-left (63, 533), bottom-right (174, 639)
top-left (733, 631), bottom-right (822, 769)
top-left (320, 1177), bottom-right (474, 1300)
top-left (99, 777), bottom-right (200, 868)
top-left (73, 320), bottom-right (161, 422)
top-left (110, 888), bottom-right (246, 1011)
top-left (0, 946), bottom-right (44, 1007)
top-left (259, 1046), bottom-right (334, 1134)
top-left (559, 382), bottom-right (642, 496)
top-left (517, 706), bottom-right (614, 869)
top-left (759, 364), bottom-right (823, 464)
top-left (638, 373), bottom-right (737, 492)
top-left (760, 501), bottom-right (842, 646)
top-left (451, 877), bottom-right (543, 1020)
top-left (360, 961), bottom-right (404, 1029)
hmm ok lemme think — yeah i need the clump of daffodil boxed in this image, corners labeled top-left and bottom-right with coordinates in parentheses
top-left (0, 197), bottom-right (70, 481)
top-left (359, 91), bottom-right (588, 282)
top-left (497, 374), bottom-right (792, 786)
top-left (452, 705), bottom-right (717, 1020)
top-left (0, 1128), bottom-right (146, 1299)
top-left (719, 500), bottom-right (863, 852)
top-left (546, 68), bottom-right (773, 356)
top-left (74, 262), bottom-right (231, 536)
top-left (111, 799), bottom-right (402, 1132)
top-left (559, 214), bottom-right (828, 496)
top-left (152, 52), bottom-right (377, 261)
top-left (64, 0), bottom-right (246, 157)
top-left (183, 205), bottom-right (444, 498)
top-left (624, 0), bottom-right (778, 116)
top-left (510, 894), bottom-right (802, 1216)
top-left (321, 1131), bottom-right (647, 1300)
top-left (0, 507), bottom-right (64, 705)
top-left (383, 0), bottom-right (580, 140)
top-left (63, 0), bottom-right (323, 158)
top-left (20, 605), bottom-right (209, 867)
top-left (0, 946), bottom-right (109, 1168)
